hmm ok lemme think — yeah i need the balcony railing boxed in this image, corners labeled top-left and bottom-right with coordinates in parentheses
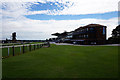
top-left (73, 31), bottom-right (96, 35)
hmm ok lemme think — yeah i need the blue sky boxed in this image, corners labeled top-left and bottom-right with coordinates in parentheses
top-left (1, 0), bottom-right (119, 40)
top-left (26, 11), bottom-right (118, 20)
top-left (26, 1), bottom-right (118, 20)
top-left (29, 1), bottom-right (67, 11)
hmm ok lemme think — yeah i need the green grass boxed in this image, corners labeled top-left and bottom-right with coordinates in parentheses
top-left (2, 46), bottom-right (28, 57)
top-left (2, 44), bottom-right (41, 57)
top-left (29, 42), bottom-right (43, 44)
top-left (2, 45), bottom-right (118, 78)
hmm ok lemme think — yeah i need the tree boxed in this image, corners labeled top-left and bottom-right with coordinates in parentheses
top-left (112, 25), bottom-right (120, 38)
top-left (108, 25), bottom-right (120, 44)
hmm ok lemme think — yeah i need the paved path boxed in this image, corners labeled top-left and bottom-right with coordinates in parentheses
top-left (51, 42), bottom-right (120, 46)
top-left (1, 42), bottom-right (119, 48)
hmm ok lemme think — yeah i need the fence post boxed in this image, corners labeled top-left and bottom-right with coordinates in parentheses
top-left (36, 44), bottom-right (38, 49)
top-left (41, 44), bottom-right (43, 48)
top-left (8, 47), bottom-right (9, 56)
top-left (36, 44), bottom-right (37, 49)
top-left (34, 44), bottom-right (35, 50)
top-left (37, 44), bottom-right (39, 49)
top-left (40, 44), bottom-right (42, 48)
top-left (29, 44), bottom-right (31, 51)
top-left (12, 46), bottom-right (15, 56)
top-left (20, 46), bottom-right (21, 53)
top-left (27, 45), bottom-right (29, 51)
top-left (38, 44), bottom-right (40, 49)
top-left (31, 44), bottom-right (32, 51)
top-left (23, 45), bottom-right (25, 53)
top-left (48, 42), bottom-right (50, 47)
top-left (40, 44), bottom-right (41, 48)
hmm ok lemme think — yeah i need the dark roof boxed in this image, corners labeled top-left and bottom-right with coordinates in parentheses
top-left (85, 24), bottom-right (106, 27)
top-left (74, 24), bottom-right (106, 31)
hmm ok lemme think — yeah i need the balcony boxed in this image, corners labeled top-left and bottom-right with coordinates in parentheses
top-left (73, 31), bottom-right (95, 35)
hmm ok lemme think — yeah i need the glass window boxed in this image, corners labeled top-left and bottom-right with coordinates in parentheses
top-left (90, 28), bottom-right (94, 31)
top-left (103, 27), bottom-right (105, 35)
top-left (87, 28), bottom-right (88, 31)
top-left (86, 35), bottom-right (88, 38)
top-left (84, 35), bottom-right (86, 37)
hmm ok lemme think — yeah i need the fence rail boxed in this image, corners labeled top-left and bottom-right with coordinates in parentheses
top-left (1, 42), bottom-right (50, 59)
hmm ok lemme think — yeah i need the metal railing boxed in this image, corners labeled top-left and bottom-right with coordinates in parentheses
top-left (1, 42), bottom-right (50, 59)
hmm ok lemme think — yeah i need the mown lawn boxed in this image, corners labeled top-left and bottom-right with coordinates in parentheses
top-left (2, 44), bottom-right (118, 78)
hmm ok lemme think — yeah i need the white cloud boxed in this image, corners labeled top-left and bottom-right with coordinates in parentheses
top-left (55, 0), bottom-right (119, 15)
top-left (2, 16), bottom-right (118, 40)
top-left (1, 0), bottom-right (119, 15)
top-left (27, 10), bottom-right (49, 15)
top-left (0, 1), bottom-right (119, 40)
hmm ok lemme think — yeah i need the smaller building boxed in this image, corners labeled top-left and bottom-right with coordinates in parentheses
top-left (63, 31), bottom-right (74, 43)
top-left (51, 31), bottom-right (68, 43)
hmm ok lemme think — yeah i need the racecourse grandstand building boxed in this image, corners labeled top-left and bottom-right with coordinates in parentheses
top-left (52, 24), bottom-right (107, 45)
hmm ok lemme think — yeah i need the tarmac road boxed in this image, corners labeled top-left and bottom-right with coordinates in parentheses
top-left (51, 42), bottom-right (120, 46)
top-left (1, 42), bottom-right (119, 48)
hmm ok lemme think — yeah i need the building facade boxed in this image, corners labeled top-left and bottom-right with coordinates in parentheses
top-left (71, 24), bottom-right (107, 45)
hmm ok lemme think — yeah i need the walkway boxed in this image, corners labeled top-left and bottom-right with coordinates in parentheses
top-left (51, 42), bottom-right (120, 46)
